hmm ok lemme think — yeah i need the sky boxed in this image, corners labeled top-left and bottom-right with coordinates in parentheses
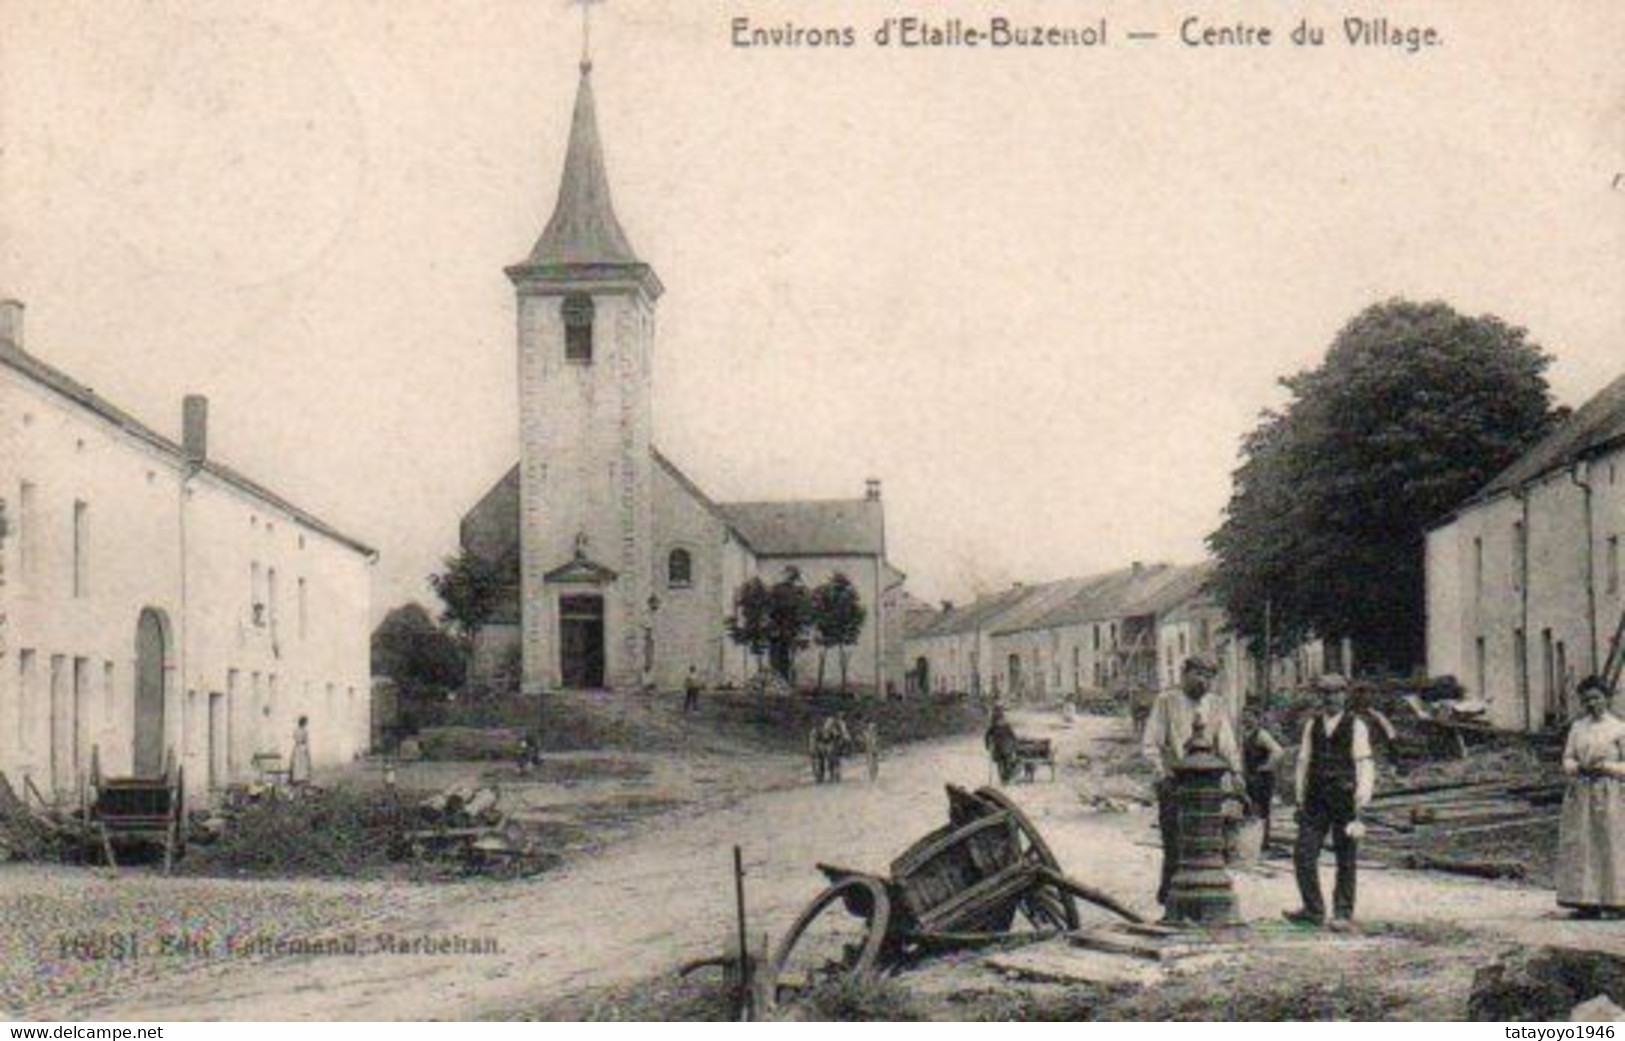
top-left (1, 0), bottom-right (1621, 619)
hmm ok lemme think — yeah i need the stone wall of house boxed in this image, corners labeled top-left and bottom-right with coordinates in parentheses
top-left (0, 364), bottom-right (372, 804)
top-left (1429, 447), bottom-right (1625, 731)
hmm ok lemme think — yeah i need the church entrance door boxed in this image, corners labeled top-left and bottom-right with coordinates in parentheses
top-left (559, 595), bottom-right (606, 689)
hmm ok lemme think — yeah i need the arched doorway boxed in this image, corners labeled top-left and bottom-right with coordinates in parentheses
top-left (1007, 654), bottom-right (1022, 698)
top-left (134, 608), bottom-right (169, 776)
top-left (913, 657), bottom-right (930, 696)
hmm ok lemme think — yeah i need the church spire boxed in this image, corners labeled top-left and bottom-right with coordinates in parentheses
top-left (524, 61), bottom-right (640, 267)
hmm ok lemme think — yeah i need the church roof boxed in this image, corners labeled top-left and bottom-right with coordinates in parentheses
top-left (1474, 370), bottom-right (1625, 502)
top-left (718, 498), bottom-right (884, 557)
top-left (523, 63), bottom-right (641, 268)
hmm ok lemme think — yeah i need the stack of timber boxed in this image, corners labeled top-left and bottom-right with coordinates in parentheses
top-left (1267, 774), bottom-right (1562, 881)
top-left (0, 771), bottom-right (62, 861)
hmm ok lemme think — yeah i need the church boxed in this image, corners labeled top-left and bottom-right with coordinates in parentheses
top-left (459, 58), bottom-right (908, 695)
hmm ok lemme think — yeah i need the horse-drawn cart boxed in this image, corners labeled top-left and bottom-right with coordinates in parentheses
top-left (769, 785), bottom-right (1140, 997)
top-left (85, 747), bottom-right (188, 873)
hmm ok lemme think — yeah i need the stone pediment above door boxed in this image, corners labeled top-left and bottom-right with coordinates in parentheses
top-left (544, 556), bottom-right (618, 584)
top-left (543, 533), bottom-right (619, 585)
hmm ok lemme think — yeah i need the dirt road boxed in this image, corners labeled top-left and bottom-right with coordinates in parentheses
top-left (14, 711), bottom-right (1588, 1020)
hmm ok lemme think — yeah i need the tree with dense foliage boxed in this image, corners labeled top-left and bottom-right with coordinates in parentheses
top-left (812, 573), bottom-right (868, 693)
top-left (429, 549), bottom-right (508, 647)
top-left (728, 577), bottom-right (773, 673)
top-left (429, 549), bottom-right (516, 689)
top-left (371, 603), bottom-right (466, 689)
top-left (1208, 299), bottom-right (1564, 673)
top-left (766, 567), bottom-right (816, 683)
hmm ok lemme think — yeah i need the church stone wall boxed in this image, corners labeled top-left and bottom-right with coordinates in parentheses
top-left (650, 461), bottom-right (740, 690)
top-left (516, 285), bottom-right (655, 692)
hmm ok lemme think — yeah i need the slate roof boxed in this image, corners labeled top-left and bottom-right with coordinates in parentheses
top-left (1009, 561), bottom-right (1214, 634)
top-left (522, 63), bottom-right (641, 268)
top-left (910, 585), bottom-right (1039, 640)
top-left (461, 449), bottom-right (887, 562)
top-left (1476, 371), bottom-right (1625, 501)
top-left (1124, 561), bottom-right (1216, 618)
top-left (652, 448), bottom-right (753, 550)
top-left (0, 337), bottom-right (375, 557)
top-left (987, 577), bottom-right (1102, 637)
top-left (718, 499), bottom-right (884, 557)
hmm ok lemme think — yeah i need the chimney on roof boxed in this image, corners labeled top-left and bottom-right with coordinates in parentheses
top-left (0, 299), bottom-right (23, 348)
top-left (865, 478), bottom-right (881, 501)
top-left (940, 600), bottom-right (954, 613)
top-left (183, 395), bottom-right (209, 465)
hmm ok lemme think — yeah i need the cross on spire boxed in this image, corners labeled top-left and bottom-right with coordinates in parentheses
top-left (569, 0), bottom-right (607, 69)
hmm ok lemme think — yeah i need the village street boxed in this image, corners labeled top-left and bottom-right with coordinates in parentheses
top-left (4, 708), bottom-right (1613, 1021)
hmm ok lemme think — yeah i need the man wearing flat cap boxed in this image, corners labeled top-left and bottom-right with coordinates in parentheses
top-left (1285, 673), bottom-right (1375, 930)
top-left (1142, 654), bottom-right (1240, 906)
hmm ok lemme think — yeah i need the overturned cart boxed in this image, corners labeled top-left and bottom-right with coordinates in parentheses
top-left (770, 785), bottom-right (1141, 994)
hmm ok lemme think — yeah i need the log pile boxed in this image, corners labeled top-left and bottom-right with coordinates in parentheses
top-left (1268, 775), bottom-right (1562, 880)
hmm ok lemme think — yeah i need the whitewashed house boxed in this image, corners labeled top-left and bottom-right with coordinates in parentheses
top-left (1427, 372), bottom-right (1625, 730)
top-left (0, 301), bottom-right (376, 804)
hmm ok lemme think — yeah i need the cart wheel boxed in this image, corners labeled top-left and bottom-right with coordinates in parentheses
top-left (770, 875), bottom-right (891, 998)
top-left (974, 787), bottom-right (1080, 930)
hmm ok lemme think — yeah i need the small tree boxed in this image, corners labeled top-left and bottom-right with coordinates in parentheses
top-left (812, 573), bottom-right (867, 693)
top-left (766, 567), bottom-right (816, 683)
top-left (728, 577), bottom-right (773, 673)
top-left (429, 548), bottom-right (510, 685)
top-left (371, 603), bottom-right (465, 690)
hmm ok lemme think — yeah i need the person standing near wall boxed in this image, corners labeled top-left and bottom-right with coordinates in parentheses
top-left (289, 715), bottom-right (313, 788)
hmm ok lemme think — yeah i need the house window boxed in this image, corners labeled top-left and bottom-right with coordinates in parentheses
top-left (103, 662), bottom-right (115, 719)
top-left (1608, 536), bottom-right (1621, 596)
top-left (667, 548), bottom-right (692, 588)
top-left (1473, 536), bottom-right (1485, 602)
top-left (250, 563), bottom-right (262, 624)
top-left (17, 650), bottom-right (36, 752)
top-left (72, 500), bottom-right (88, 598)
top-left (267, 567), bottom-right (279, 628)
top-left (17, 481), bottom-right (35, 589)
top-left (563, 294), bottom-right (595, 363)
top-left (1512, 522), bottom-right (1526, 591)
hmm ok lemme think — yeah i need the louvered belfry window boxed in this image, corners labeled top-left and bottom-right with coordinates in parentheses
top-left (563, 293), bottom-right (595, 363)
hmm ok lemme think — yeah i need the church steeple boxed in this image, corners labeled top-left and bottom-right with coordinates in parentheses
top-left (524, 62), bottom-right (640, 268)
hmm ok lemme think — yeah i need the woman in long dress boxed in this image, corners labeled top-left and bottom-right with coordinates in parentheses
top-left (1558, 677), bottom-right (1625, 918)
top-left (289, 715), bottom-right (314, 788)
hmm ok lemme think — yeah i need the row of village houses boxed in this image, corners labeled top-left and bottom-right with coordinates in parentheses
top-left (900, 560), bottom-right (1352, 723)
top-left (904, 370), bottom-right (1625, 733)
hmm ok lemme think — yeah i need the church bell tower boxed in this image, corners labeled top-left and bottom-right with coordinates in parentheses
top-left (507, 58), bottom-right (662, 693)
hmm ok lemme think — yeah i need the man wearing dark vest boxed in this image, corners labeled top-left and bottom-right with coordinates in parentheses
top-left (1285, 673), bottom-right (1374, 930)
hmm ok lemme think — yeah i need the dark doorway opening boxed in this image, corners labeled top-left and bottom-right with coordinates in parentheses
top-left (559, 595), bottom-right (606, 690)
top-left (135, 608), bottom-right (168, 776)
